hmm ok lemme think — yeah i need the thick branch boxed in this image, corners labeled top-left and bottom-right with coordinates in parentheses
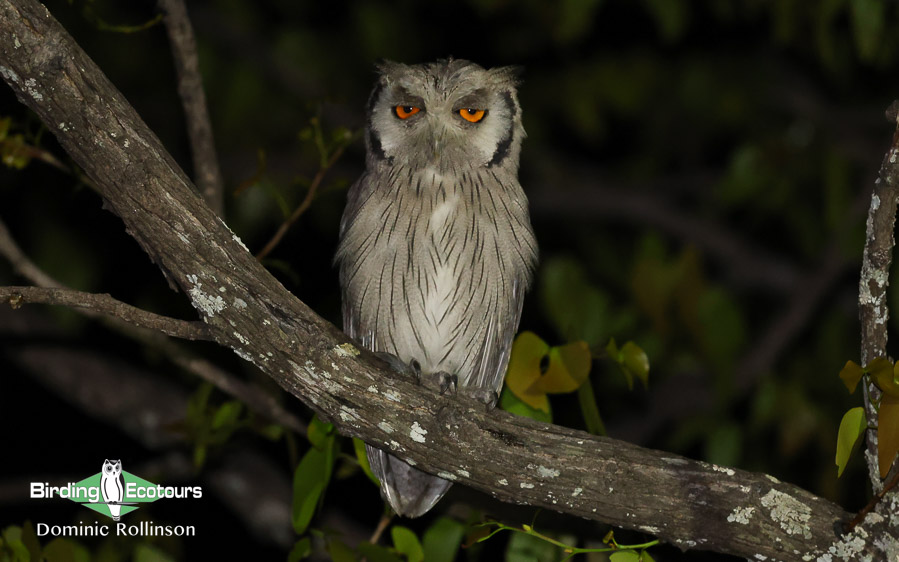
top-left (859, 102), bottom-right (899, 487)
top-left (0, 285), bottom-right (211, 340)
top-left (0, 1), bottom-right (893, 559)
top-left (159, 0), bottom-right (224, 215)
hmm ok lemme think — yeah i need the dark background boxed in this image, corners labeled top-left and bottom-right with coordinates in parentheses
top-left (2, 0), bottom-right (898, 560)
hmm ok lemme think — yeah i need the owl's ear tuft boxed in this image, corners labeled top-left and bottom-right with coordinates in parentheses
top-left (375, 59), bottom-right (408, 77)
top-left (491, 65), bottom-right (524, 86)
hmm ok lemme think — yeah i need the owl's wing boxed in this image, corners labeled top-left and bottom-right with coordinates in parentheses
top-left (116, 473), bottom-right (124, 498)
top-left (339, 174), bottom-right (378, 351)
top-left (468, 278), bottom-right (525, 393)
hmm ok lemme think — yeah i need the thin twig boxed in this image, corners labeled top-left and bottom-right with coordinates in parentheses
top-left (0, 216), bottom-right (306, 434)
top-left (1, 285), bottom-right (212, 340)
top-left (734, 181), bottom-right (868, 392)
top-left (368, 512), bottom-right (393, 544)
top-left (530, 170), bottom-right (800, 293)
top-left (159, 0), bottom-right (224, 215)
top-left (255, 142), bottom-right (350, 261)
top-left (845, 466), bottom-right (899, 533)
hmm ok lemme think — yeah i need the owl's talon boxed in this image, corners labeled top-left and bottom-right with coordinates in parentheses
top-left (422, 371), bottom-right (457, 395)
top-left (374, 352), bottom-right (418, 383)
top-left (459, 387), bottom-right (499, 410)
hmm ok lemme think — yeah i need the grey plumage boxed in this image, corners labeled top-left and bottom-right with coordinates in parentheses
top-left (335, 59), bottom-right (537, 517)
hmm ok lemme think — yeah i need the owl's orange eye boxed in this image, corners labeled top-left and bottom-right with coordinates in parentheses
top-left (395, 105), bottom-right (421, 119)
top-left (459, 108), bottom-right (486, 123)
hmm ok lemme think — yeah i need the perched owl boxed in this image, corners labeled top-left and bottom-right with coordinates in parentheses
top-left (335, 58), bottom-right (537, 518)
top-left (101, 459), bottom-right (124, 521)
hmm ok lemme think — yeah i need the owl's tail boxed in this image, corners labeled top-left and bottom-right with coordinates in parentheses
top-left (366, 444), bottom-right (452, 518)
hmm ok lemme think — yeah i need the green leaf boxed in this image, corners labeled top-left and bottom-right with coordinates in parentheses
top-left (696, 287), bottom-right (746, 377)
top-left (19, 522), bottom-right (40, 562)
top-left (391, 526), bottom-right (424, 562)
top-left (607, 339), bottom-right (650, 390)
top-left (327, 538), bottom-right (357, 562)
top-left (867, 357), bottom-right (899, 399)
top-left (258, 423), bottom-right (284, 441)
top-left (292, 479), bottom-right (323, 536)
top-left (132, 544), bottom-right (176, 562)
top-left (211, 401), bottom-right (243, 430)
top-left (356, 543), bottom-right (402, 562)
top-left (610, 551), bottom-right (641, 562)
top-left (839, 360), bottom-right (865, 394)
top-left (553, 0), bottom-right (603, 44)
top-left (835, 407), bottom-right (866, 477)
top-left (577, 378), bottom-right (607, 436)
top-left (642, 0), bottom-right (689, 42)
top-left (292, 414), bottom-right (338, 534)
top-left (1, 526), bottom-right (30, 562)
top-left (44, 538), bottom-right (92, 562)
top-left (307, 415), bottom-right (335, 450)
top-left (287, 538), bottom-right (312, 562)
top-left (878, 394), bottom-right (899, 478)
top-left (187, 383), bottom-right (213, 425)
top-left (540, 257), bottom-right (610, 345)
top-left (704, 422), bottom-right (742, 467)
top-left (193, 444), bottom-right (207, 469)
top-left (354, 437), bottom-right (380, 486)
top-left (505, 530), bottom-right (560, 562)
top-left (1, 134), bottom-right (31, 169)
top-left (639, 550), bottom-right (656, 562)
top-left (620, 341), bottom-right (650, 389)
top-left (850, 0), bottom-right (885, 62)
top-left (422, 518), bottom-right (466, 562)
top-left (499, 386), bottom-right (552, 423)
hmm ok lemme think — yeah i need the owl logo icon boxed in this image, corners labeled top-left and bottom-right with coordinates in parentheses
top-left (100, 459), bottom-right (124, 521)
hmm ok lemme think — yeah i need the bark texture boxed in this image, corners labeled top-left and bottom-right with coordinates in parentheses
top-left (1, 0), bottom-right (896, 559)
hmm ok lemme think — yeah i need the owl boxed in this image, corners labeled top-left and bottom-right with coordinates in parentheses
top-left (100, 459), bottom-right (124, 521)
top-left (335, 58), bottom-right (537, 517)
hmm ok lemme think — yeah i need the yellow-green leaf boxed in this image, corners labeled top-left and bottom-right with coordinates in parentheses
top-left (506, 332), bottom-right (592, 412)
top-left (307, 414), bottom-right (335, 450)
top-left (835, 407), bottom-right (866, 477)
top-left (500, 387), bottom-right (553, 423)
top-left (621, 341), bottom-right (650, 389)
top-left (839, 360), bottom-right (864, 394)
top-left (878, 395), bottom-right (899, 478)
top-left (531, 341), bottom-right (591, 394)
top-left (868, 357), bottom-right (899, 399)
top-left (392, 526), bottom-right (424, 562)
top-left (506, 331), bottom-right (551, 411)
top-left (610, 551), bottom-right (640, 562)
top-left (354, 437), bottom-right (379, 486)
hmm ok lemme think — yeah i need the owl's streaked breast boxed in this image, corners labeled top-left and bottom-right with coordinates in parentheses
top-left (337, 163), bottom-right (535, 388)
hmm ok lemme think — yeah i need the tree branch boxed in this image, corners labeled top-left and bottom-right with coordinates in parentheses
top-left (1, 1), bottom-right (894, 558)
top-left (158, 0), bottom-right (224, 215)
top-left (0, 285), bottom-right (212, 340)
top-left (859, 101), bottom-right (899, 490)
top-left (0, 216), bottom-right (306, 435)
top-left (529, 168), bottom-right (801, 294)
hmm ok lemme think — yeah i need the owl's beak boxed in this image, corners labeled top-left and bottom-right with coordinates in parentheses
top-left (431, 129), bottom-right (447, 161)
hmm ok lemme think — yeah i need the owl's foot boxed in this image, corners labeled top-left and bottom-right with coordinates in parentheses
top-left (374, 353), bottom-right (457, 395)
top-left (458, 387), bottom-right (499, 410)
top-left (374, 352), bottom-right (419, 383)
top-left (422, 370), bottom-right (457, 395)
